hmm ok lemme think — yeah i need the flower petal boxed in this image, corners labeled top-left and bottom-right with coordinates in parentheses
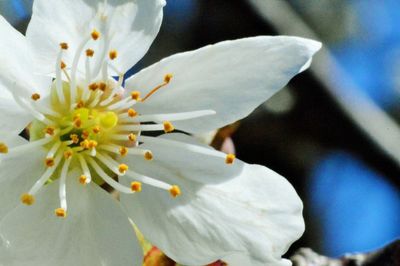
top-left (27, 0), bottom-right (165, 76)
top-left (0, 169), bottom-right (142, 266)
top-left (128, 133), bottom-right (244, 184)
top-left (0, 96), bottom-right (31, 133)
top-left (126, 36), bottom-right (321, 133)
top-left (0, 16), bottom-right (51, 96)
top-left (121, 162), bottom-right (304, 265)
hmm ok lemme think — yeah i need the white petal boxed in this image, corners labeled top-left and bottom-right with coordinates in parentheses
top-left (0, 169), bottom-right (142, 266)
top-left (0, 96), bottom-right (31, 133)
top-left (126, 36), bottom-right (321, 133)
top-left (129, 133), bottom-right (243, 184)
top-left (27, 0), bottom-right (165, 76)
top-left (0, 16), bottom-right (51, 96)
top-left (121, 162), bottom-right (304, 266)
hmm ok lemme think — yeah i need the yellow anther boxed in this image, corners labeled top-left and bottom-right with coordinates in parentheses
top-left (225, 154), bottom-right (236, 164)
top-left (169, 185), bottom-right (181, 198)
top-left (163, 121), bottom-right (174, 133)
top-left (91, 29), bottom-right (100, 40)
top-left (55, 208), bottom-right (67, 218)
top-left (81, 130), bottom-right (90, 140)
top-left (164, 73), bottom-right (173, 83)
top-left (60, 42), bottom-right (69, 50)
top-left (0, 142), bottom-right (8, 154)
top-left (130, 181), bottom-right (142, 192)
top-left (21, 193), bottom-right (35, 205)
top-left (131, 91), bottom-right (141, 101)
top-left (86, 48), bottom-right (95, 57)
top-left (144, 151), bottom-right (153, 161)
top-left (92, 126), bottom-right (101, 134)
top-left (76, 100), bottom-right (85, 109)
top-left (118, 164), bottom-right (129, 174)
top-left (31, 93), bottom-right (41, 101)
top-left (119, 146), bottom-right (128, 157)
top-left (64, 150), bottom-right (73, 159)
top-left (88, 140), bottom-right (98, 149)
top-left (99, 82), bottom-right (107, 92)
top-left (80, 139), bottom-right (90, 149)
top-left (127, 108), bottom-right (137, 117)
top-left (70, 134), bottom-right (79, 144)
top-left (60, 61), bottom-right (67, 69)
top-left (44, 126), bottom-right (56, 136)
top-left (79, 175), bottom-right (87, 185)
top-left (88, 83), bottom-right (99, 91)
top-left (128, 133), bottom-right (137, 142)
top-left (109, 49), bottom-right (118, 60)
top-left (45, 157), bottom-right (55, 167)
top-left (73, 117), bottom-right (82, 128)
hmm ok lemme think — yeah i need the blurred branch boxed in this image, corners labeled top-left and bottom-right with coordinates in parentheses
top-left (248, 0), bottom-right (400, 167)
top-left (290, 239), bottom-right (400, 266)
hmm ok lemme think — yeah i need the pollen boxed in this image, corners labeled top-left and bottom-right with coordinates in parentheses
top-left (119, 146), bottom-right (128, 157)
top-left (60, 42), bottom-right (69, 50)
top-left (81, 130), bottom-right (90, 140)
top-left (127, 108), bottom-right (137, 117)
top-left (79, 175), bottom-right (87, 185)
top-left (118, 164), bottom-right (129, 174)
top-left (164, 73), bottom-right (173, 83)
top-left (73, 117), bottom-right (82, 128)
top-left (91, 29), bottom-right (100, 40)
top-left (80, 139), bottom-right (90, 149)
top-left (131, 91), bottom-right (141, 101)
top-left (88, 140), bottom-right (98, 149)
top-left (55, 208), bottom-right (67, 218)
top-left (128, 133), bottom-right (137, 142)
top-left (86, 48), bottom-right (95, 57)
top-left (44, 126), bottom-right (56, 136)
top-left (92, 126), bottom-right (101, 134)
top-left (60, 61), bottom-right (66, 69)
top-left (169, 185), bottom-right (181, 198)
top-left (21, 193), bottom-right (35, 205)
top-left (144, 151), bottom-right (153, 161)
top-left (99, 82), bottom-right (107, 92)
top-left (163, 121), bottom-right (174, 133)
top-left (89, 83), bottom-right (99, 91)
top-left (45, 158), bottom-right (55, 167)
top-left (31, 93), bottom-right (41, 101)
top-left (70, 134), bottom-right (79, 144)
top-left (0, 142), bottom-right (9, 154)
top-left (76, 100), bottom-right (85, 109)
top-left (225, 154), bottom-right (235, 164)
top-left (64, 150), bottom-right (73, 159)
top-left (109, 49), bottom-right (118, 60)
top-left (130, 181), bottom-right (142, 192)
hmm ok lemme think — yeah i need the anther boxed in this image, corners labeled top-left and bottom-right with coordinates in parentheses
top-left (144, 151), bottom-right (153, 161)
top-left (127, 109), bottom-right (137, 117)
top-left (91, 29), bottom-right (100, 40)
top-left (169, 185), bottom-right (181, 198)
top-left (131, 91), bottom-right (141, 101)
top-left (80, 139), bottom-right (90, 149)
top-left (118, 164), bottom-right (129, 174)
top-left (0, 142), bottom-right (9, 154)
top-left (81, 130), bottom-right (90, 139)
top-left (99, 82), bottom-right (107, 92)
top-left (93, 126), bottom-right (101, 134)
top-left (119, 146), bottom-right (128, 157)
top-left (45, 158), bottom-right (55, 167)
top-left (79, 175), bottom-right (87, 185)
top-left (89, 83), bottom-right (99, 91)
top-left (73, 117), bottom-right (82, 128)
top-left (109, 50), bottom-right (118, 60)
top-left (163, 121), bottom-right (175, 133)
top-left (21, 193), bottom-right (35, 205)
top-left (64, 150), bottom-right (73, 159)
top-left (131, 181), bottom-right (142, 192)
top-left (128, 133), bottom-right (137, 142)
top-left (60, 61), bottom-right (67, 69)
top-left (225, 154), bottom-right (236, 164)
top-left (55, 208), bottom-right (67, 218)
top-left (44, 126), bottom-right (56, 136)
top-left (70, 134), bottom-right (79, 144)
top-left (88, 140), bottom-right (98, 149)
top-left (31, 93), bottom-right (41, 101)
top-left (86, 49), bottom-right (95, 57)
top-left (164, 73), bottom-right (173, 83)
top-left (60, 42), bottom-right (69, 50)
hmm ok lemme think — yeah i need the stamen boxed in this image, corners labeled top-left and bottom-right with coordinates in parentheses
top-left (144, 151), bottom-right (153, 161)
top-left (128, 133), bottom-right (137, 142)
top-left (121, 110), bottom-right (216, 123)
top-left (119, 146), bottom-right (128, 157)
top-left (125, 170), bottom-right (176, 192)
top-left (99, 82), bottom-right (107, 92)
top-left (64, 149), bottom-right (73, 159)
top-left (0, 142), bottom-right (8, 154)
top-left (169, 185), bottom-right (181, 198)
top-left (31, 93), bottom-right (41, 101)
top-left (131, 91), bottom-right (141, 101)
top-left (141, 74), bottom-right (173, 102)
top-left (91, 29), bottom-right (100, 40)
top-left (70, 134), bottom-right (79, 144)
top-left (77, 154), bottom-right (92, 184)
top-left (57, 156), bottom-right (72, 218)
top-left (116, 124), bottom-right (165, 132)
top-left (225, 154), bottom-right (235, 164)
top-left (46, 141), bottom-right (61, 159)
top-left (109, 49), bottom-right (118, 60)
top-left (79, 175), bottom-right (87, 185)
top-left (44, 126), bottom-right (56, 136)
top-left (92, 126), bottom-right (101, 134)
top-left (60, 42), bottom-right (69, 50)
top-left (55, 48), bottom-right (66, 103)
top-left (86, 49), bottom-right (95, 57)
top-left (55, 208), bottom-right (67, 218)
top-left (70, 35), bottom-right (91, 105)
top-left (7, 137), bottom-right (53, 157)
top-left (130, 181), bottom-right (142, 192)
top-left (45, 158), bottom-right (55, 167)
top-left (95, 152), bottom-right (122, 175)
top-left (163, 121), bottom-right (174, 133)
top-left (128, 109), bottom-right (137, 117)
top-left (60, 61), bottom-right (67, 69)
top-left (87, 157), bottom-right (134, 194)
top-left (118, 164), bottom-right (128, 174)
top-left (21, 193), bottom-right (35, 205)
top-left (89, 83), bottom-right (99, 91)
top-left (11, 91), bottom-right (53, 124)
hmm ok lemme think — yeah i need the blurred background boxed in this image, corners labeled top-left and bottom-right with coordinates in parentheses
top-left (2, 0), bottom-right (399, 260)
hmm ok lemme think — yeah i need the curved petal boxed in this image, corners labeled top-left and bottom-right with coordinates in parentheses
top-left (126, 133), bottom-right (244, 184)
top-left (126, 36), bottom-right (321, 133)
top-left (0, 16), bottom-right (51, 96)
top-left (0, 169), bottom-right (142, 266)
top-left (121, 162), bottom-right (304, 266)
top-left (27, 0), bottom-right (165, 76)
top-left (0, 96), bottom-right (31, 133)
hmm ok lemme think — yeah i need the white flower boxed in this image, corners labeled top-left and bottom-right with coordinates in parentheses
top-left (0, 0), bottom-right (321, 265)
